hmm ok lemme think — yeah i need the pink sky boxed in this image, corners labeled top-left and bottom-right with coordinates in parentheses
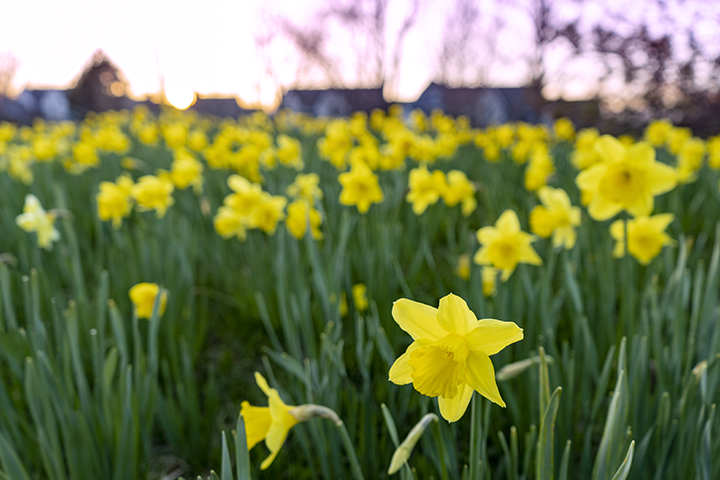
top-left (1, 0), bottom-right (718, 109)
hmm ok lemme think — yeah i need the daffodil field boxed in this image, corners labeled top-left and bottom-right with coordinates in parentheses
top-left (0, 107), bottom-right (718, 480)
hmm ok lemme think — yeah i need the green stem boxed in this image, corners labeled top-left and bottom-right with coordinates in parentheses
top-left (336, 421), bottom-right (365, 480)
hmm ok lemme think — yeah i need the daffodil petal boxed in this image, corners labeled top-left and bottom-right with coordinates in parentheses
top-left (265, 418), bottom-right (293, 453)
top-left (647, 162), bottom-right (678, 195)
top-left (392, 299), bottom-right (446, 341)
top-left (255, 372), bottom-right (273, 396)
top-left (496, 210), bottom-right (520, 233)
top-left (519, 243), bottom-right (543, 265)
top-left (473, 247), bottom-right (492, 265)
top-left (438, 384), bottom-right (473, 422)
top-left (260, 447), bottom-right (281, 470)
top-left (595, 135), bottom-right (625, 162)
top-left (477, 226), bottom-right (499, 245)
top-left (240, 402), bottom-right (272, 450)
top-left (465, 319), bottom-right (523, 355)
top-left (389, 339), bottom-right (430, 384)
top-left (575, 164), bottom-right (606, 192)
top-left (588, 196), bottom-right (622, 221)
top-left (464, 351), bottom-right (505, 407)
top-left (437, 294), bottom-right (476, 335)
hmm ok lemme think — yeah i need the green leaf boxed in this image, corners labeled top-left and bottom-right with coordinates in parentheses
top-left (536, 387), bottom-right (562, 480)
top-left (235, 414), bottom-right (252, 480)
top-left (221, 431), bottom-right (233, 480)
top-left (0, 433), bottom-right (31, 480)
top-left (610, 441), bottom-right (635, 480)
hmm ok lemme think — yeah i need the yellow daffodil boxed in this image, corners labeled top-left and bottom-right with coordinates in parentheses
top-left (707, 135), bottom-right (720, 169)
top-left (571, 128), bottom-right (601, 170)
top-left (249, 193), bottom-right (287, 235)
top-left (443, 170), bottom-right (477, 216)
top-left (389, 293), bottom-right (523, 422)
top-left (285, 200), bottom-right (323, 240)
top-left (276, 134), bottom-right (304, 170)
top-left (15, 194), bottom-right (60, 250)
top-left (609, 214), bottom-right (675, 265)
top-left (129, 283), bottom-right (167, 319)
top-left (97, 174), bottom-right (134, 229)
top-left (524, 145), bottom-right (555, 191)
top-left (407, 165), bottom-right (447, 215)
top-left (474, 210), bottom-right (542, 281)
top-left (455, 254), bottom-right (471, 281)
top-left (644, 119), bottom-right (673, 146)
top-left (529, 186), bottom-right (581, 249)
top-left (676, 137), bottom-right (706, 183)
top-left (553, 117), bottom-right (575, 142)
top-left (352, 283), bottom-right (368, 312)
top-left (241, 372), bottom-right (300, 470)
top-left (286, 173), bottom-right (323, 204)
top-left (481, 266), bottom-right (498, 297)
top-left (132, 175), bottom-right (175, 218)
top-left (338, 161), bottom-right (384, 214)
top-left (225, 175), bottom-right (264, 215)
top-left (575, 135), bottom-right (677, 220)
top-left (214, 206), bottom-right (247, 241)
top-left (169, 150), bottom-right (204, 193)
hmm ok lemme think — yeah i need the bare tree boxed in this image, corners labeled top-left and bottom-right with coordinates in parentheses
top-left (0, 52), bottom-right (18, 99)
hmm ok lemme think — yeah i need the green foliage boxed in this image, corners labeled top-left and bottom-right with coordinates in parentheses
top-left (0, 114), bottom-right (719, 480)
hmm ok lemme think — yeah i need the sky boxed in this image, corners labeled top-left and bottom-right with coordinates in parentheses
top-left (1, 0), bottom-right (719, 110)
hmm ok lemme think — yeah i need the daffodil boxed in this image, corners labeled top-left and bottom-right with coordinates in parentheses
top-left (529, 186), bottom-right (581, 249)
top-left (97, 174), bottom-right (134, 229)
top-left (129, 283), bottom-right (167, 319)
top-left (407, 165), bottom-right (447, 215)
top-left (389, 294), bottom-right (523, 422)
top-left (286, 173), bottom-right (323, 204)
top-left (16, 194), bottom-right (60, 250)
top-left (455, 254), bottom-right (471, 281)
top-left (285, 200), bottom-right (323, 240)
top-left (443, 170), bottom-right (477, 216)
top-left (609, 214), bottom-right (675, 265)
top-left (474, 210), bottom-right (542, 281)
top-left (241, 372), bottom-right (300, 470)
top-left (214, 206), bottom-right (247, 241)
top-left (249, 193), bottom-right (287, 235)
top-left (553, 117), bottom-right (575, 142)
top-left (575, 135), bottom-right (677, 220)
top-left (352, 283), bottom-right (368, 312)
top-left (481, 266), bottom-right (498, 297)
top-left (338, 161), bottom-right (384, 214)
top-left (132, 175), bottom-right (175, 218)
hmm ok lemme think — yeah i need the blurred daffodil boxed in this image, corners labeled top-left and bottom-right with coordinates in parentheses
top-left (575, 135), bottom-right (677, 220)
top-left (97, 174), bottom-right (134, 229)
top-left (529, 186), bottom-right (581, 250)
top-left (129, 283), bottom-right (167, 319)
top-left (338, 161), bottom-right (384, 214)
top-left (610, 214), bottom-right (675, 265)
top-left (16, 194), bottom-right (60, 250)
top-left (474, 210), bottom-right (542, 281)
